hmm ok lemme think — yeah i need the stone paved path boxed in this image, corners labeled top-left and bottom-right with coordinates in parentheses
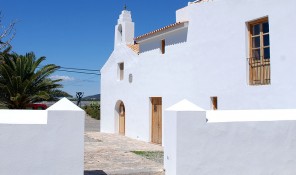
top-left (85, 114), bottom-right (100, 132)
top-left (84, 116), bottom-right (164, 175)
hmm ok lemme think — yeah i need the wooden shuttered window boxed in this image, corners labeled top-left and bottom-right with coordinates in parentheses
top-left (248, 17), bottom-right (271, 85)
top-left (211, 97), bottom-right (218, 110)
top-left (161, 39), bottom-right (165, 54)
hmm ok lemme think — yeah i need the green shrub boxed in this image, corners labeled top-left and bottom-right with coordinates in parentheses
top-left (84, 101), bottom-right (100, 120)
top-left (0, 102), bottom-right (7, 109)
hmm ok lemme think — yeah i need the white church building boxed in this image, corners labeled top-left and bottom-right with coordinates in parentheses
top-left (101, 0), bottom-right (296, 144)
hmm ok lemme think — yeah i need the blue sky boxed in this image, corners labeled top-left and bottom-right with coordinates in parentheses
top-left (1, 0), bottom-right (190, 97)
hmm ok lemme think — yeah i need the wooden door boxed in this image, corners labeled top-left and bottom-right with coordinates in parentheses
top-left (151, 97), bottom-right (162, 144)
top-left (119, 102), bottom-right (125, 135)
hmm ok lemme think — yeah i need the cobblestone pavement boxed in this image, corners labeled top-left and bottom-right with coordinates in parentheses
top-left (84, 116), bottom-right (164, 175)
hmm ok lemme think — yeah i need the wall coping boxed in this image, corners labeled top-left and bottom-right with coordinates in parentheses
top-left (0, 110), bottom-right (47, 124)
top-left (207, 109), bottom-right (296, 123)
top-left (0, 98), bottom-right (83, 124)
top-left (166, 99), bottom-right (205, 111)
top-left (47, 98), bottom-right (83, 111)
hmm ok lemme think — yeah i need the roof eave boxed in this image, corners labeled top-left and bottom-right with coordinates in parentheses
top-left (134, 21), bottom-right (189, 43)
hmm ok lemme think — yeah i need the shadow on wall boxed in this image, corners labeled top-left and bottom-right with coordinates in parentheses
top-left (84, 170), bottom-right (108, 175)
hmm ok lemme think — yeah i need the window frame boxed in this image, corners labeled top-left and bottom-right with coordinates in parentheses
top-left (248, 17), bottom-right (270, 60)
top-left (248, 17), bottom-right (271, 85)
top-left (117, 62), bottom-right (124, 81)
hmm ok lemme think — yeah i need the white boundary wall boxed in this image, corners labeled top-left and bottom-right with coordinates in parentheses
top-left (164, 100), bottom-right (296, 175)
top-left (0, 98), bottom-right (85, 175)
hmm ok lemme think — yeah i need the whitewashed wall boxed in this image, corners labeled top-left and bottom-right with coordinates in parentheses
top-left (164, 100), bottom-right (296, 175)
top-left (101, 0), bottom-right (296, 143)
top-left (139, 26), bottom-right (188, 53)
top-left (0, 98), bottom-right (85, 175)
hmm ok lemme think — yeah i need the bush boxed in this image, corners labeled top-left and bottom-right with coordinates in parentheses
top-left (0, 103), bottom-right (7, 109)
top-left (84, 101), bottom-right (100, 120)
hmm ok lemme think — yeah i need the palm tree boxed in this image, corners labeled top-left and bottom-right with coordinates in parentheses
top-left (0, 52), bottom-right (64, 109)
top-left (0, 46), bottom-right (12, 61)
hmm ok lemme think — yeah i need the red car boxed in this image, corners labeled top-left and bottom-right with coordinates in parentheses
top-left (26, 104), bottom-right (48, 110)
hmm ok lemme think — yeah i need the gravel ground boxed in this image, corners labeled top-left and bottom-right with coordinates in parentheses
top-left (84, 132), bottom-right (164, 175)
top-left (84, 115), bottom-right (164, 175)
top-left (85, 114), bottom-right (100, 132)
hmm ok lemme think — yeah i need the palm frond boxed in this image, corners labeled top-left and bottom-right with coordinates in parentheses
top-left (0, 52), bottom-right (68, 109)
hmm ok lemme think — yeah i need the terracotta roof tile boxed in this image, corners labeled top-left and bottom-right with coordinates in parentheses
top-left (134, 21), bottom-right (188, 41)
top-left (193, 0), bottom-right (210, 3)
top-left (127, 43), bottom-right (139, 54)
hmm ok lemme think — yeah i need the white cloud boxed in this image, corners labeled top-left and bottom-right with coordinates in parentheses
top-left (50, 75), bottom-right (75, 81)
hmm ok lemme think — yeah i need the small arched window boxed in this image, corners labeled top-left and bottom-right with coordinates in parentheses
top-left (118, 24), bottom-right (123, 42)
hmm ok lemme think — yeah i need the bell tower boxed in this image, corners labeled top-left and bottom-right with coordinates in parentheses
top-left (114, 7), bottom-right (135, 48)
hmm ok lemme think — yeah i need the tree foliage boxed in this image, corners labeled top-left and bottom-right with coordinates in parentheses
top-left (49, 89), bottom-right (73, 101)
top-left (0, 52), bottom-right (64, 109)
top-left (84, 102), bottom-right (100, 120)
top-left (0, 12), bottom-right (16, 52)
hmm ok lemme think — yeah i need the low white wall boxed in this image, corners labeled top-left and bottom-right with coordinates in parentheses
top-left (0, 98), bottom-right (85, 175)
top-left (164, 100), bottom-right (296, 175)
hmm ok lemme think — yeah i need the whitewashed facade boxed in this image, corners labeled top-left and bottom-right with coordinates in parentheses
top-left (101, 0), bottom-right (296, 143)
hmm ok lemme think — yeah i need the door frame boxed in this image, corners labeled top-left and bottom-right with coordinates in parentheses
top-left (115, 100), bottom-right (125, 135)
top-left (119, 102), bottom-right (125, 135)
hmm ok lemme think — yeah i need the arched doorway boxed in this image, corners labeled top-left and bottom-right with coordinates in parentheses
top-left (115, 100), bottom-right (125, 135)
